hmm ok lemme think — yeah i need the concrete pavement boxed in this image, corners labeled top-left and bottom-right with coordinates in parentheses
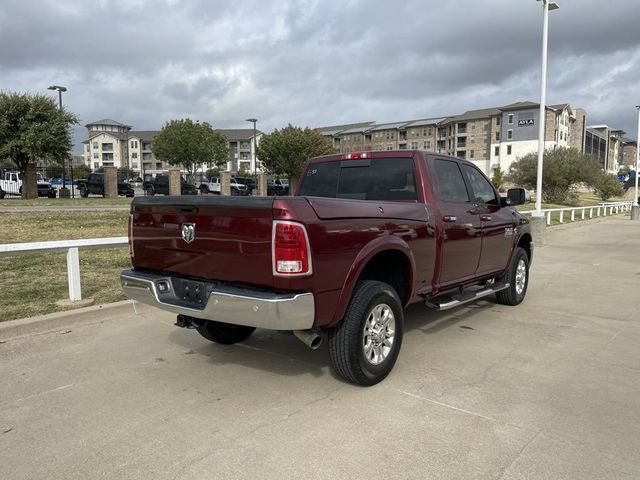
top-left (1, 215), bottom-right (639, 479)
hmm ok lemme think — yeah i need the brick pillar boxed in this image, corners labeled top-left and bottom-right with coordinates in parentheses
top-left (169, 169), bottom-right (181, 196)
top-left (220, 171), bottom-right (231, 196)
top-left (104, 166), bottom-right (117, 198)
top-left (257, 174), bottom-right (267, 196)
top-left (24, 163), bottom-right (38, 199)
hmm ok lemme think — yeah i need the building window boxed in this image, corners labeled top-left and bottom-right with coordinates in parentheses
top-left (494, 146), bottom-right (499, 156)
top-left (86, 145), bottom-right (90, 152)
top-left (508, 114), bottom-right (514, 124)
top-left (93, 162), bottom-right (99, 169)
top-left (130, 140), bottom-right (138, 148)
top-left (411, 142), bottom-right (418, 150)
top-left (496, 117), bottom-right (501, 126)
top-left (93, 153), bottom-right (99, 159)
top-left (470, 150), bottom-right (475, 159)
top-left (424, 140), bottom-right (431, 150)
top-left (470, 135), bottom-right (475, 144)
top-left (507, 129), bottom-right (513, 140)
top-left (507, 145), bottom-right (512, 155)
top-left (495, 132), bottom-right (500, 141)
top-left (132, 152), bottom-right (138, 159)
top-left (471, 123), bottom-right (476, 130)
top-left (93, 141), bottom-right (98, 149)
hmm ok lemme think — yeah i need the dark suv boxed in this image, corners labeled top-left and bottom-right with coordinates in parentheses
top-left (143, 175), bottom-right (198, 196)
top-left (77, 173), bottom-right (134, 197)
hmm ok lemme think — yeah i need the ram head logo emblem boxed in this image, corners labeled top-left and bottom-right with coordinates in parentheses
top-left (181, 223), bottom-right (196, 244)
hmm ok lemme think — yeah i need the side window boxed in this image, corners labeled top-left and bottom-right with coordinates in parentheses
top-left (461, 164), bottom-right (497, 205)
top-left (434, 159), bottom-right (469, 203)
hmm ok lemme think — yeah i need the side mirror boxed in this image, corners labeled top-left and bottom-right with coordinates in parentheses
top-left (506, 188), bottom-right (531, 206)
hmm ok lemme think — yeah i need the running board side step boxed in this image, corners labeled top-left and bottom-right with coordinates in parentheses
top-left (425, 282), bottom-right (510, 311)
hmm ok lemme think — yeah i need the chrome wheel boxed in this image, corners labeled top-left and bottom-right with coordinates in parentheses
top-left (362, 303), bottom-right (395, 366)
top-left (515, 259), bottom-right (527, 295)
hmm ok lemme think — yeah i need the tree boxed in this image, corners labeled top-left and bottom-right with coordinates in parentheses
top-left (0, 91), bottom-right (78, 198)
top-left (117, 166), bottom-right (136, 181)
top-left (507, 148), bottom-right (600, 204)
top-left (256, 125), bottom-right (333, 185)
top-left (592, 172), bottom-right (624, 201)
top-left (72, 164), bottom-right (91, 180)
top-left (491, 167), bottom-right (505, 192)
top-left (151, 119), bottom-right (228, 181)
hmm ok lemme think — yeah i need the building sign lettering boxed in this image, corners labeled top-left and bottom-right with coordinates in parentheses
top-left (518, 119), bottom-right (535, 126)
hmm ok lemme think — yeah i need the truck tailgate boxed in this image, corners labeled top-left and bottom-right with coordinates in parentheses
top-left (130, 196), bottom-right (275, 287)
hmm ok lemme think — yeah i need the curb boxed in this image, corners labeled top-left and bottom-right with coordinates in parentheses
top-left (0, 300), bottom-right (148, 342)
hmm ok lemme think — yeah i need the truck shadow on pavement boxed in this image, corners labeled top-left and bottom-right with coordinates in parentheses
top-left (165, 298), bottom-right (498, 383)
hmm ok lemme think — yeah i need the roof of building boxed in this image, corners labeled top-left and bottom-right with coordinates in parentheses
top-left (85, 118), bottom-right (132, 129)
top-left (316, 122), bottom-right (377, 136)
top-left (368, 121), bottom-right (412, 131)
top-left (216, 129), bottom-right (262, 141)
top-left (621, 137), bottom-right (637, 145)
top-left (588, 125), bottom-right (610, 130)
top-left (86, 128), bottom-right (261, 143)
top-left (445, 107), bottom-right (502, 122)
top-left (499, 101), bottom-right (539, 111)
top-left (403, 117), bottom-right (447, 127)
top-left (549, 103), bottom-right (569, 111)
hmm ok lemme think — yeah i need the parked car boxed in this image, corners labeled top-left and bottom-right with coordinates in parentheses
top-left (234, 177), bottom-right (257, 194)
top-left (77, 173), bottom-right (135, 197)
top-left (143, 174), bottom-right (198, 196)
top-left (0, 169), bottom-right (56, 198)
top-left (121, 150), bottom-right (532, 386)
top-left (267, 177), bottom-right (289, 195)
top-left (199, 177), bottom-right (248, 195)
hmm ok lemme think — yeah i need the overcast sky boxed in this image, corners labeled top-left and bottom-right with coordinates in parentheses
top-left (2, 0), bottom-right (639, 153)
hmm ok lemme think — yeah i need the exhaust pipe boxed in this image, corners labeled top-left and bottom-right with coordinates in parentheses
top-left (293, 330), bottom-right (322, 350)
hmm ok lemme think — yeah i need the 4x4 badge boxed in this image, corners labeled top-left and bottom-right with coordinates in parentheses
top-left (181, 223), bottom-right (196, 243)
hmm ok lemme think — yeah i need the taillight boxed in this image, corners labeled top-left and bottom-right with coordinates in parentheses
top-left (272, 221), bottom-right (312, 276)
top-left (128, 213), bottom-right (134, 257)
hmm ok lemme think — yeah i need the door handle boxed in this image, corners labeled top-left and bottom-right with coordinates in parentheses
top-left (480, 215), bottom-right (492, 221)
top-left (443, 215), bottom-right (457, 223)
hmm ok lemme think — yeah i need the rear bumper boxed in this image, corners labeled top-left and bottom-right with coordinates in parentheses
top-left (120, 269), bottom-right (314, 330)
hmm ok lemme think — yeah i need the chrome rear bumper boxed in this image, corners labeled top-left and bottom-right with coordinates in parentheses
top-left (121, 269), bottom-right (314, 330)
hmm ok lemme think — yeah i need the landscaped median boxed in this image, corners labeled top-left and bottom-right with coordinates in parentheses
top-left (0, 210), bottom-right (129, 321)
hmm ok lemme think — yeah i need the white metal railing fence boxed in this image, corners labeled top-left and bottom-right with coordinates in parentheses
top-left (0, 237), bottom-right (127, 302)
top-left (519, 201), bottom-right (633, 225)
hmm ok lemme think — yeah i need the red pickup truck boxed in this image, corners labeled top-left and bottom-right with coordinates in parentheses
top-left (121, 150), bottom-right (532, 386)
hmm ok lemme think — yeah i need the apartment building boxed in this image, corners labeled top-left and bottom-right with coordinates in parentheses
top-left (621, 138), bottom-right (637, 168)
top-left (584, 125), bottom-right (627, 173)
top-left (318, 101), bottom-right (587, 176)
top-left (83, 119), bottom-right (262, 175)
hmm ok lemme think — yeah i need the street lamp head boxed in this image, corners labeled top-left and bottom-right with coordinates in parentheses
top-left (537, 0), bottom-right (559, 10)
top-left (246, 118), bottom-right (257, 123)
top-left (48, 85), bottom-right (67, 92)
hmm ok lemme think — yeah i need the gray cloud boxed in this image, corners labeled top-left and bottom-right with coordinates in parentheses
top-left (1, 0), bottom-right (638, 153)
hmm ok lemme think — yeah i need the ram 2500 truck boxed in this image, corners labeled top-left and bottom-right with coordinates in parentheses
top-left (121, 151), bottom-right (532, 386)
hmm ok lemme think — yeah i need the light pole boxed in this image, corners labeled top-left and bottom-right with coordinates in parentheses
top-left (48, 85), bottom-right (70, 197)
top-left (246, 118), bottom-right (258, 174)
top-left (533, 0), bottom-right (559, 217)
top-left (631, 106), bottom-right (640, 220)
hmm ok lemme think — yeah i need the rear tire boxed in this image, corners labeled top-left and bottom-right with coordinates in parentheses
top-left (0, 188), bottom-right (4, 199)
top-left (328, 281), bottom-right (404, 386)
top-left (196, 320), bottom-right (256, 345)
top-left (496, 247), bottom-right (529, 306)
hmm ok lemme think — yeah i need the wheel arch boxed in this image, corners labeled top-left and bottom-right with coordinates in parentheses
top-left (330, 237), bottom-right (415, 327)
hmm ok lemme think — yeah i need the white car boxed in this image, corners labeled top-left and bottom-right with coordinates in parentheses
top-left (199, 177), bottom-right (248, 195)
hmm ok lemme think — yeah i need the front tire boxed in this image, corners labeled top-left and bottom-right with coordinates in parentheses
top-left (328, 281), bottom-right (404, 386)
top-left (196, 320), bottom-right (256, 345)
top-left (496, 246), bottom-right (529, 306)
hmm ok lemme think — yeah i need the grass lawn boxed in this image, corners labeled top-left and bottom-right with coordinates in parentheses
top-left (0, 197), bottom-right (134, 207)
top-left (0, 210), bottom-right (130, 322)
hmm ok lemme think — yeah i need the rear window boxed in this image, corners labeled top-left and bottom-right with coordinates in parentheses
top-left (299, 157), bottom-right (417, 201)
